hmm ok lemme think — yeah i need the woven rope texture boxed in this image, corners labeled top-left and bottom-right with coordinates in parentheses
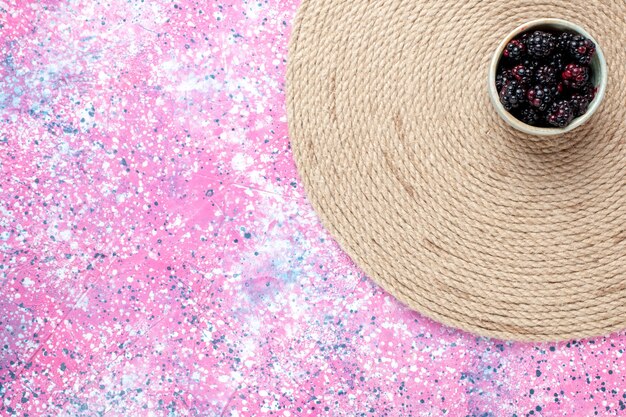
top-left (287, 0), bottom-right (626, 341)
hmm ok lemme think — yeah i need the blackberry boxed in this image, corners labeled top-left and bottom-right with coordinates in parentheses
top-left (569, 94), bottom-right (592, 117)
top-left (556, 32), bottom-right (574, 52)
top-left (547, 100), bottom-right (574, 127)
top-left (543, 52), bottom-right (566, 72)
top-left (527, 84), bottom-right (555, 111)
top-left (525, 31), bottom-right (556, 58)
top-left (503, 39), bottom-right (526, 62)
top-left (517, 106), bottom-right (541, 126)
top-left (565, 35), bottom-right (596, 65)
top-left (569, 82), bottom-right (596, 117)
top-left (534, 65), bottom-right (557, 85)
top-left (577, 81), bottom-right (596, 99)
top-left (561, 63), bottom-right (589, 89)
top-left (555, 82), bottom-right (564, 96)
top-left (495, 69), bottom-right (514, 91)
top-left (499, 80), bottom-right (526, 111)
top-left (497, 28), bottom-right (597, 129)
top-left (511, 64), bottom-right (533, 85)
top-left (520, 57), bottom-right (539, 72)
top-left (520, 32), bottom-right (530, 44)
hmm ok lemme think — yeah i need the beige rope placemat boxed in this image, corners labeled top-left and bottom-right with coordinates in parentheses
top-left (287, 0), bottom-right (626, 341)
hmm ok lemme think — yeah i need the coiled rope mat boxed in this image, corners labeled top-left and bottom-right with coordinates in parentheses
top-left (287, 0), bottom-right (626, 341)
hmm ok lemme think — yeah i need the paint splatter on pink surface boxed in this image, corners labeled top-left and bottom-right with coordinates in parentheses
top-left (1, 1), bottom-right (626, 416)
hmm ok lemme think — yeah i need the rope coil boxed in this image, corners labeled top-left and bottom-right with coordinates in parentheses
top-left (287, 0), bottom-right (626, 341)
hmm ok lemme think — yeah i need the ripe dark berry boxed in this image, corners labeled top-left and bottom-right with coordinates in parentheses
top-left (555, 82), bottom-right (564, 95)
top-left (496, 28), bottom-right (597, 129)
top-left (545, 81), bottom-right (563, 97)
top-left (569, 94), bottom-right (592, 117)
top-left (499, 80), bottom-right (526, 111)
top-left (534, 65), bottom-right (557, 85)
top-left (495, 69), bottom-right (514, 91)
top-left (562, 63), bottom-right (589, 89)
top-left (511, 65), bottom-right (533, 85)
top-left (565, 35), bottom-right (596, 65)
top-left (520, 57), bottom-right (539, 72)
top-left (503, 39), bottom-right (526, 62)
top-left (543, 52), bottom-right (566, 72)
top-left (517, 106), bottom-right (541, 126)
top-left (525, 31), bottom-right (556, 58)
top-left (520, 32), bottom-right (531, 44)
top-left (556, 32), bottom-right (574, 52)
top-left (577, 81), bottom-right (596, 100)
top-left (547, 100), bottom-right (574, 127)
top-left (527, 84), bottom-right (555, 111)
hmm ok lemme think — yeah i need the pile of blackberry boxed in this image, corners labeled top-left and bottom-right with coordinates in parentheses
top-left (496, 30), bottom-right (596, 128)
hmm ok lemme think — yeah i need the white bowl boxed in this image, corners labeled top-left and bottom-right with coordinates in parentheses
top-left (488, 18), bottom-right (607, 136)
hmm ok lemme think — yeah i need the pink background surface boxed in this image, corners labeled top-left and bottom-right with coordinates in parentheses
top-left (2, 1), bottom-right (626, 416)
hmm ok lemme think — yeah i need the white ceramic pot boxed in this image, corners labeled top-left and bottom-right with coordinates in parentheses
top-left (488, 18), bottom-right (607, 136)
